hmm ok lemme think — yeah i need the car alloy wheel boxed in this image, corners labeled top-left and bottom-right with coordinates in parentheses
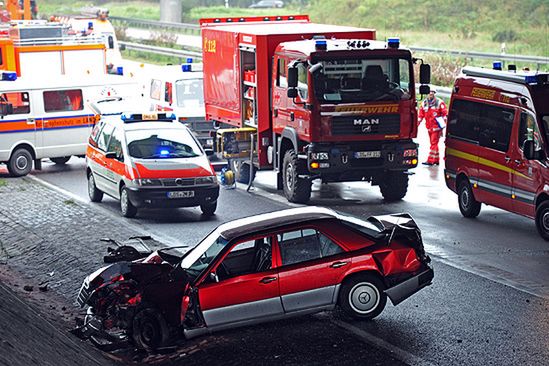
top-left (120, 187), bottom-right (137, 218)
top-left (340, 274), bottom-right (386, 320)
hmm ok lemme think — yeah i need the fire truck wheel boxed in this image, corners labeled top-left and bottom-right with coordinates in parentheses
top-left (120, 187), bottom-right (138, 218)
top-left (50, 156), bottom-right (71, 165)
top-left (339, 273), bottom-right (387, 320)
top-left (535, 201), bottom-right (549, 241)
top-left (379, 171), bottom-right (408, 201)
top-left (87, 172), bottom-right (103, 203)
top-left (7, 148), bottom-right (33, 177)
top-left (457, 180), bottom-right (481, 218)
top-left (200, 201), bottom-right (217, 216)
top-left (283, 149), bottom-right (311, 203)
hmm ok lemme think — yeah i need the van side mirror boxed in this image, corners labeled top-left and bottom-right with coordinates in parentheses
top-left (419, 64), bottom-right (431, 85)
top-left (287, 88), bottom-right (298, 98)
top-left (523, 140), bottom-right (536, 160)
top-left (0, 103), bottom-right (13, 116)
top-left (105, 152), bottom-right (117, 159)
top-left (418, 85), bottom-right (430, 95)
top-left (288, 66), bottom-right (298, 88)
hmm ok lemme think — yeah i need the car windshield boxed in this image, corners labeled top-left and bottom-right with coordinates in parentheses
top-left (175, 79), bottom-right (204, 109)
top-left (313, 57), bottom-right (412, 103)
top-left (126, 128), bottom-right (202, 159)
top-left (180, 229), bottom-right (230, 279)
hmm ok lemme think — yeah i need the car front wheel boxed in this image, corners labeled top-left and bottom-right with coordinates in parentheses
top-left (200, 201), bottom-right (217, 216)
top-left (120, 187), bottom-right (137, 218)
top-left (8, 148), bottom-right (33, 177)
top-left (132, 307), bottom-right (171, 351)
top-left (339, 274), bottom-right (387, 320)
top-left (87, 173), bottom-right (103, 203)
top-left (535, 201), bottom-right (549, 241)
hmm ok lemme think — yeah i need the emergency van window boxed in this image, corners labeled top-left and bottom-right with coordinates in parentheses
top-left (0, 92), bottom-right (30, 114)
top-left (165, 82), bottom-right (173, 104)
top-left (107, 128), bottom-right (124, 160)
top-left (297, 63), bottom-right (308, 100)
top-left (175, 79), bottom-right (204, 109)
top-left (448, 99), bottom-right (481, 143)
top-left (519, 113), bottom-right (542, 151)
top-left (150, 80), bottom-right (162, 100)
top-left (97, 124), bottom-right (115, 151)
top-left (277, 58), bottom-right (287, 87)
top-left (43, 89), bottom-right (83, 112)
top-left (478, 104), bottom-right (514, 152)
top-left (126, 128), bottom-right (202, 159)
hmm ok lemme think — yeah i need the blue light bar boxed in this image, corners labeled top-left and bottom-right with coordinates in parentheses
top-left (315, 40), bottom-right (327, 51)
top-left (2, 71), bottom-right (17, 81)
top-left (160, 149), bottom-right (169, 156)
top-left (387, 37), bottom-right (400, 49)
top-left (186, 58), bottom-right (193, 63)
top-left (493, 61), bottom-right (502, 70)
top-left (182, 64), bottom-right (192, 72)
top-left (116, 66), bottom-right (123, 75)
top-left (166, 113), bottom-right (176, 120)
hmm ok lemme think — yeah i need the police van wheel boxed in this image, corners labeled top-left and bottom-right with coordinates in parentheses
top-left (379, 171), bottom-right (408, 202)
top-left (8, 148), bottom-right (33, 177)
top-left (458, 180), bottom-right (481, 218)
top-left (283, 149), bottom-right (311, 204)
top-left (51, 156), bottom-right (70, 165)
top-left (535, 201), bottom-right (549, 241)
top-left (87, 173), bottom-right (103, 203)
top-left (200, 201), bottom-right (217, 216)
top-left (120, 187), bottom-right (137, 218)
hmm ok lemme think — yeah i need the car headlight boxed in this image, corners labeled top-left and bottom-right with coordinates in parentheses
top-left (310, 152), bottom-right (329, 160)
top-left (195, 176), bottom-right (216, 185)
top-left (134, 178), bottom-right (161, 186)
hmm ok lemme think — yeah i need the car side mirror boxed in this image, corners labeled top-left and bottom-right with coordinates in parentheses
top-left (523, 140), bottom-right (536, 160)
top-left (287, 88), bottom-right (298, 98)
top-left (418, 84), bottom-right (430, 95)
top-left (419, 64), bottom-right (431, 85)
top-left (105, 152), bottom-right (117, 159)
top-left (209, 272), bottom-right (219, 283)
top-left (287, 66), bottom-right (298, 88)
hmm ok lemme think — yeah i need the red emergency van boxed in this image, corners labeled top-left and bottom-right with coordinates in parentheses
top-left (444, 66), bottom-right (549, 239)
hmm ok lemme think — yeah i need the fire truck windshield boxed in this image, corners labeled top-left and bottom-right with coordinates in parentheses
top-left (312, 58), bottom-right (412, 103)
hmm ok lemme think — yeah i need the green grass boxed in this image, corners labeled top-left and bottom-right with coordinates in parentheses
top-left (187, 6), bottom-right (299, 20)
top-left (39, 1), bottom-right (160, 20)
top-left (0, 179), bottom-right (6, 188)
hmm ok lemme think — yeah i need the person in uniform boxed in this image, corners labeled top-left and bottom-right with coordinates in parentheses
top-left (418, 87), bottom-right (447, 165)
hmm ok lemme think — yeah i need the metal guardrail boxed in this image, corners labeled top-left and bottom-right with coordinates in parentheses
top-left (119, 41), bottom-right (202, 59)
top-left (110, 16), bottom-right (200, 35)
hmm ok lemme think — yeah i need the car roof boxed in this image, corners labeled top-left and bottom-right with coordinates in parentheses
top-left (218, 206), bottom-right (340, 240)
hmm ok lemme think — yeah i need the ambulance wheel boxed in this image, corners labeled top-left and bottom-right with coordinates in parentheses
top-left (379, 171), bottom-right (408, 202)
top-left (535, 201), bottom-right (549, 241)
top-left (120, 187), bottom-right (137, 218)
top-left (7, 148), bottom-right (33, 177)
top-left (283, 149), bottom-right (311, 203)
top-left (458, 180), bottom-right (481, 218)
top-left (200, 201), bottom-right (217, 216)
top-left (51, 156), bottom-right (70, 165)
top-left (87, 172), bottom-right (103, 203)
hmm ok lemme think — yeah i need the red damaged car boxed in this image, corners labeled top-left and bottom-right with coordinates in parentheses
top-left (75, 207), bottom-right (433, 350)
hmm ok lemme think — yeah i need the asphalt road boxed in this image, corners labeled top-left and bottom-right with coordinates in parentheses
top-left (17, 130), bottom-right (549, 365)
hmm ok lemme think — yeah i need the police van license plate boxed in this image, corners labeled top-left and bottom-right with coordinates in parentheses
top-left (167, 191), bottom-right (194, 199)
top-left (354, 151), bottom-right (381, 159)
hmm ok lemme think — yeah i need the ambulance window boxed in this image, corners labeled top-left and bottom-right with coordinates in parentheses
top-left (43, 89), bottom-right (83, 112)
top-left (478, 104), bottom-right (514, 152)
top-left (297, 63), bottom-right (308, 100)
top-left (150, 80), bottom-right (162, 100)
top-left (165, 82), bottom-right (173, 104)
top-left (277, 58), bottom-right (287, 87)
top-left (107, 128), bottom-right (124, 161)
top-left (447, 99), bottom-right (481, 143)
top-left (97, 124), bottom-right (115, 151)
top-left (519, 113), bottom-right (542, 151)
top-left (0, 92), bottom-right (30, 115)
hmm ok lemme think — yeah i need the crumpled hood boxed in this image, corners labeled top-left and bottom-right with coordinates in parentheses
top-left (133, 156), bottom-right (213, 179)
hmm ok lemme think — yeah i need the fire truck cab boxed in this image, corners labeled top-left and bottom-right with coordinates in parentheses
top-left (444, 66), bottom-right (549, 239)
top-left (201, 16), bottom-right (430, 203)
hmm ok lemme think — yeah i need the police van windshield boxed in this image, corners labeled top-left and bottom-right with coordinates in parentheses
top-left (175, 79), bottom-right (204, 109)
top-left (126, 128), bottom-right (202, 159)
top-left (313, 57), bottom-right (412, 103)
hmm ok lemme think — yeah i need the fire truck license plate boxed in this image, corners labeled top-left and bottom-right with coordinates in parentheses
top-left (354, 151), bottom-right (381, 159)
top-left (167, 191), bottom-right (195, 199)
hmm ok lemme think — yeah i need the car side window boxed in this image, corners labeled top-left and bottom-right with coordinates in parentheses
top-left (519, 112), bottom-right (542, 152)
top-left (97, 124), bottom-right (114, 151)
top-left (297, 63), bottom-right (308, 100)
top-left (216, 237), bottom-right (272, 281)
top-left (43, 89), bottom-right (83, 112)
top-left (107, 128), bottom-right (124, 161)
top-left (150, 79), bottom-right (162, 100)
top-left (277, 229), bottom-right (343, 266)
top-left (277, 58), bottom-right (287, 87)
top-left (0, 92), bottom-right (30, 115)
top-left (478, 104), bottom-right (514, 152)
top-left (447, 99), bottom-right (481, 143)
top-left (90, 120), bottom-right (105, 145)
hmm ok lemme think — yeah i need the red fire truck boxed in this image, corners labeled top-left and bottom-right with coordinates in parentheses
top-left (201, 15), bottom-right (430, 203)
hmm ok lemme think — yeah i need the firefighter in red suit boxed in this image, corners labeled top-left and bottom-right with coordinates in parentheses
top-left (418, 88), bottom-right (447, 165)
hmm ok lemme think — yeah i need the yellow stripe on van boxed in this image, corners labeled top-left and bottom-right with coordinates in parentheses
top-left (446, 147), bottom-right (531, 180)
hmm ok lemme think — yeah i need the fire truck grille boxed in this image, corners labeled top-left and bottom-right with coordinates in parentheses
top-left (331, 114), bottom-right (401, 136)
top-left (77, 280), bottom-right (90, 307)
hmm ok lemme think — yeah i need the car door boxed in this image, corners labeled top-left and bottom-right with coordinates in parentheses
top-left (90, 123), bottom-right (115, 192)
top-left (275, 227), bottom-right (349, 313)
top-left (197, 235), bottom-right (283, 329)
top-left (103, 127), bottom-right (126, 198)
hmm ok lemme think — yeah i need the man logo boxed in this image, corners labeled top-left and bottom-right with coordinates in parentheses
top-left (362, 125), bottom-right (372, 133)
top-left (354, 118), bottom-right (379, 133)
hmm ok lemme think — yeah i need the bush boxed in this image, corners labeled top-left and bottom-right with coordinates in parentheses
top-left (492, 30), bottom-right (519, 43)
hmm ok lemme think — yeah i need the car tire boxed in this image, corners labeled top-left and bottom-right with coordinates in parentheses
top-left (120, 187), bottom-right (137, 218)
top-left (283, 149), bottom-right (311, 203)
top-left (535, 201), bottom-right (549, 241)
top-left (457, 180), bottom-right (481, 218)
top-left (50, 156), bottom-right (70, 165)
top-left (7, 148), bottom-right (33, 177)
top-left (231, 160), bottom-right (255, 184)
top-left (379, 171), bottom-right (408, 202)
top-left (132, 307), bottom-right (171, 351)
top-left (200, 201), bottom-right (217, 216)
top-left (339, 274), bottom-right (387, 320)
top-left (87, 172), bottom-right (103, 203)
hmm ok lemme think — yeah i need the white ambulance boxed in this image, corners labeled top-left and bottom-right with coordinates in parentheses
top-left (0, 72), bottom-right (144, 176)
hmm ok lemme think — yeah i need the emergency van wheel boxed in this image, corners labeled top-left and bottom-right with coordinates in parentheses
top-left (7, 148), bottom-right (33, 177)
top-left (200, 201), bottom-right (217, 216)
top-left (50, 156), bottom-right (70, 165)
top-left (120, 187), bottom-right (137, 218)
top-left (87, 173), bottom-right (103, 203)
top-left (535, 201), bottom-right (549, 241)
top-left (283, 149), bottom-right (311, 203)
top-left (132, 307), bottom-right (171, 351)
top-left (379, 171), bottom-right (408, 202)
top-left (339, 274), bottom-right (387, 320)
top-left (458, 180), bottom-right (481, 218)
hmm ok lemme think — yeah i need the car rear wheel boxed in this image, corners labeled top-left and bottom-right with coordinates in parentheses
top-left (458, 180), bottom-right (481, 218)
top-left (50, 156), bottom-right (70, 165)
top-left (283, 149), bottom-right (311, 203)
top-left (535, 201), bottom-right (549, 241)
top-left (8, 148), bottom-right (33, 177)
top-left (200, 201), bottom-right (217, 216)
top-left (87, 172), bottom-right (103, 203)
top-left (132, 307), bottom-right (171, 351)
top-left (379, 171), bottom-right (408, 201)
top-left (339, 274), bottom-right (386, 320)
top-left (120, 187), bottom-right (137, 218)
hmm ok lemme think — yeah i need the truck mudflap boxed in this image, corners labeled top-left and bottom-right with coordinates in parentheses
top-left (384, 267), bottom-right (434, 306)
